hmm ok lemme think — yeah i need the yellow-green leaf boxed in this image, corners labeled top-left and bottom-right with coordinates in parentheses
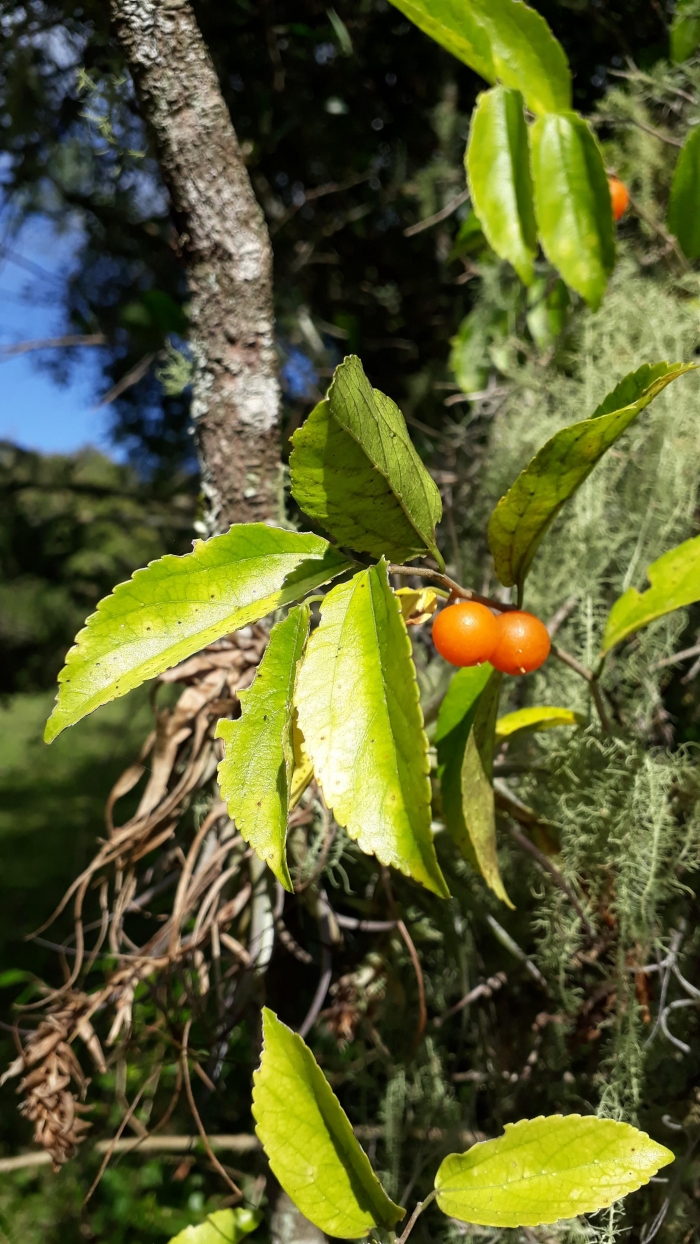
top-left (671, 0), bottom-right (700, 62)
top-left (45, 525), bottom-right (351, 742)
top-left (602, 534), bottom-right (700, 654)
top-left (496, 706), bottom-right (585, 737)
top-left (436, 664), bottom-right (493, 874)
top-left (295, 564), bottom-right (449, 898)
top-left (167, 1209), bottom-right (262, 1244)
top-left (216, 605), bottom-right (310, 891)
top-left (488, 362), bottom-right (694, 590)
top-left (531, 112), bottom-right (614, 310)
top-left (388, 0), bottom-right (571, 116)
top-left (466, 87), bottom-right (536, 286)
top-left (253, 1009), bottom-right (403, 1238)
top-left (289, 711), bottom-right (314, 811)
top-left (434, 1114), bottom-right (674, 1227)
top-left (668, 126), bottom-right (700, 259)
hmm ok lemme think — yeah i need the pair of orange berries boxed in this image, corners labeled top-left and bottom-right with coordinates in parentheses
top-left (432, 601), bottom-right (551, 676)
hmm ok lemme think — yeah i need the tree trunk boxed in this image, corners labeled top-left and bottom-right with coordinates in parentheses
top-left (109, 0), bottom-right (281, 533)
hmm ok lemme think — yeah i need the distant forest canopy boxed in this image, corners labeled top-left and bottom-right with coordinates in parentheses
top-left (0, 0), bottom-right (673, 477)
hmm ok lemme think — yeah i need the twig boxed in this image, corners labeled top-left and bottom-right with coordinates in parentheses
top-left (593, 112), bottom-right (683, 147)
top-left (550, 644), bottom-right (611, 733)
top-left (94, 351), bottom-right (156, 408)
top-left (433, 972), bottom-right (507, 1027)
top-left (653, 641), bottom-right (700, 670)
top-left (397, 919), bottom-right (427, 1055)
top-left (546, 595), bottom-right (579, 638)
top-left (334, 914), bottom-right (398, 932)
top-left (626, 190), bottom-right (690, 271)
top-left (403, 189), bottom-right (470, 237)
top-left (181, 1020), bottom-right (242, 1198)
top-left (486, 915), bottom-right (546, 986)
top-left (395, 1190), bottom-right (437, 1244)
top-left (298, 893), bottom-right (334, 1038)
top-left (84, 1071), bottom-right (155, 1203)
top-left (388, 564), bottom-right (515, 613)
top-left (0, 333), bottom-right (106, 358)
top-left (505, 822), bottom-right (595, 938)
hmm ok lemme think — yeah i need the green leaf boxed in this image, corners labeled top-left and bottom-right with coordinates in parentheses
top-left (388, 0), bottom-right (571, 116)
top-left (216, 605), bottom-right (309, 891)
top-left (488, 361), bottom-right (694, 589)
top-left (290, 356), bottom-right (442, 563)
top-left (466, 87), bottom-right (537, 286)
top-left (168, 1209), bottom-right (262, 1244)
top-left (434, 1114), bottom-right (674, 1227)
top-left (671, 0), bottom-right (700, 62)
top-left (496, 706), bottom-right (585, 737)
top-left (290, 396), bottom-right (439, 564)
top-left (602, 534), bottom-right (700, 655)
top-left (167, 1204), bottom-right (261, 1244)
top-left (436, 665), bottom-right (493, 873)
top-left (526, 278), bottom-right (569, 352)
top-left (461, 670), bottom-right (513, 908)
top-left (253, 1008), bottom-right (404, 1238)
top-left (45, 526), bottom-right (351, 742)
top-left (295, 563), bottom-right (449, 898)
top-left (668, 126), bottom-right (700, 259)
top-left (530, 112), bottom-right (614, 310)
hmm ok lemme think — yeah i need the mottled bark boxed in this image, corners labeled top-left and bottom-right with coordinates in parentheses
top-left (110, 0), bottom-right (282, 532)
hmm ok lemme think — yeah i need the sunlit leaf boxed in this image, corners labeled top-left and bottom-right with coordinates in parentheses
top-left (531, 112), bottom-right (614, 309)
top-left (488, 362), bottom-right (694, 589)
top-left (290, 357), bottom-right (442, 563)
top-left (526, 278), bottom-right (569, 352)
top-left (289, 711), bottom-right (314, 811)
top-left (388, 0), bottom-right (571, 115)
top-left (253, 1009), bottom-right (404, 1238)
top-left (434, 1114), bottom-right (674, 1227)
top-left (295, 563), bottom-right (449, 897)
top-left (602, 534), bottom-right (700, 654)
top-left (216, 605), bottom-right (309, 891)
top-left (496, 706), bottom-right (585, 737)
top-left (466, 87), bottom-right (536, 286)
top-left (45, 525), bottom-right (351, 742)
top-left (395, 586), bottom-right (440, 625)
top-left (167, 1209), bottom-right (262, 1244)
top-left (668, 126), bottom-right (700, 259)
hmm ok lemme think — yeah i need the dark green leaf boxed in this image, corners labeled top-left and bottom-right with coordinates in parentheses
top-left (216, 605), bottom-right (310, 891)
top-left (668, 126), bottom-right (700, 259)
top-left (326, 356), bottom-right (442, 563)
top-left (466, 87), bottom-right (536, 286)
top-left (388, 0), bottom-right (571, 115)
top-left (436, 665), bottom-right (493, 872)
top-left (531, 112), bottom-right (614, 309)
top-left (45, 525), bottom-right (350, 741)
top-left (290, 394), bottom-right (438, 563)
top-left (671, 0), bottom-right (700, 62)
top-left (253, 1009), bottom-right (404, 1237)
top-left (295, 563), bottom-right (449, 897)
top-left (488, 362), bottom-right (694, 589)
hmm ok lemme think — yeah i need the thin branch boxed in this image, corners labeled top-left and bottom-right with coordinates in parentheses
top-left (84, 1071), bottom-right (155, 1203)
top-left (403, 189), bottom-right (470, 237)
top-left (0, 333), bottom-right (106, 358)
top-left (298, 893), bottom-right (334, 1038)
top-left (433, 972), bottom-right (507, 1027)
top-left (387, 563), bottom-right (515, 613)
top-left (397, 919), bottom-right (427, 1055)
top-left (181, 1019), bottom-right (242, 1198)
top-left (626, 189), bottom-right (690, 270)
top-left (396, 1191), bottom-right (437, 1244)
top-left (653, 641), bottom-right (700, 670)
top-left (94, 351), bottom-right (156, 408)
top-left (550, 643), bottom-right (611, 733)
top-left (505, 822), bottom-right (595, 938)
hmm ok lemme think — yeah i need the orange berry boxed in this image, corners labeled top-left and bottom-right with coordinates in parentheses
top-left (432, 601), bottom-right (498, 668)
top-left (490, 610), bottom-right (551, 676)
top-left (608, 176), bottom-right (629, 222)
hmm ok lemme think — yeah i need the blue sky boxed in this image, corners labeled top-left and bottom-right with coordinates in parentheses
top-left (0, 212), bottom-right (116, 456)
